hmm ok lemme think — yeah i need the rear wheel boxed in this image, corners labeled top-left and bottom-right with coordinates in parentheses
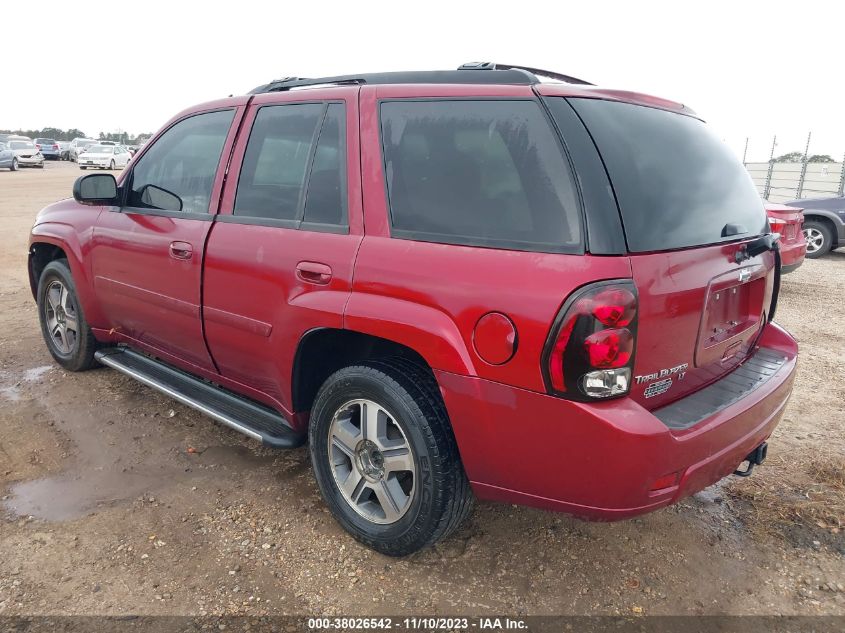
top-left (803, 220), bottom-right (833, 258)
top-left (309, 358), bottom-right (473, 556)
top-left (80, 166), bottom-right (86, 170)
top-left (37, 259), bottom-right (98, 371)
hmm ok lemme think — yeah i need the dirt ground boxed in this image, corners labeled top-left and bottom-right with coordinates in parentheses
top-left (0, 161), bottom-right (843, 617)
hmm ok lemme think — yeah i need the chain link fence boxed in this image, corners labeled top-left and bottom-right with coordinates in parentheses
top-left (743, 134), bottom-right (845, 203)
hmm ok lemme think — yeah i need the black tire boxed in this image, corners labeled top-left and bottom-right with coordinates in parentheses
top-left (80, 166), bottom-right (87, 170)
top-left (309, 358), bottom-right (473, 556)
top-left (109, 160), bottom-right (115, 170)
top-left (803, 220), bottom-right (834, 259)
top-left (37, 259), bottom-right (98, 371)
top-left (10, 158), bottom-right (17, 172)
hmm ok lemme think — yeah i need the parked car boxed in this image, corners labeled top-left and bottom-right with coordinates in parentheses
top-left (765, 203), bottom-right (806, 273)
top-left (34, 138), bottom-right (62, 160)
top-left (69, 138), bottom-right (97, 162)
top-left (28, 64), bottom-right (797, 556)
top-left (8, 138), bottom-right (44, 168)
top-left (0, 142), bottom-right (18, 170)
top-left (59, 141), bottom-right (72, 161)
top-left (783, 195), bottom-right (845, 258)
top-left (77, 144), bottom-right (132, 170)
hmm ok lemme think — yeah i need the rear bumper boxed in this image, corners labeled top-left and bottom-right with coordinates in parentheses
top-left (780, 241), bottom-right (806, 273)
top-left (438, 322), bottom-right (797, 520)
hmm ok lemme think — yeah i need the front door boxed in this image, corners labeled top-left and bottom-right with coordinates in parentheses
top-left (89, 103), bottom-right (245, 371)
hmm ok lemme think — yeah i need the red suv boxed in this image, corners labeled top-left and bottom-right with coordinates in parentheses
top-left (28, 64), bottom-right (798, 555)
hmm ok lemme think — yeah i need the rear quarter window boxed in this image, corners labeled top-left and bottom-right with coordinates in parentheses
top-left (380, 99), bottom-right (582, 253)
top-left (560, 98), bottom-right (767, 252)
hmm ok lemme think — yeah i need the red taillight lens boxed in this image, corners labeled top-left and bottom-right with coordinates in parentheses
top-left (591, 288), bottom-right (636, 327)
top-left (544, 281), bottom-right (638, 400)
top-left (52, 144), bottom-right (59, 150)
top-left (584, 328), bottom-right (633, 368)
top-left (35, 144), bottom-right (42, 149)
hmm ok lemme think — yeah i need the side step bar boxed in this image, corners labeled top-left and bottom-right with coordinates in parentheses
top-left (95, 348), bottom-right (305, 448)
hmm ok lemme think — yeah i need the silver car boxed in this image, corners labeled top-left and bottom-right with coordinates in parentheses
top-left (7, 139), bottom-right (44, 168)
top-left (0, 142), bottom-right (18, 170)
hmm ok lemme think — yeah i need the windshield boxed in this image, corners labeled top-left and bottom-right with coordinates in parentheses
top-left (553, 98), bottom-right (768, 253)
top-left (10, 141), bottom-right (34, 150)
top-left (85, 145), bottom-right (111, 153)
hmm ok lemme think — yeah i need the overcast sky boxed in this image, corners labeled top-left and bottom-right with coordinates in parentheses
top-left (2, 0), bottom-right (842, 160)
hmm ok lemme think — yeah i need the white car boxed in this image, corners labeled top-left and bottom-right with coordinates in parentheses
top-left (6, 137), bottom-right (45, 168)
top-left (69, 138), bottom-right (97, 162)
top-left (78, 144), bottom-right (132, 170)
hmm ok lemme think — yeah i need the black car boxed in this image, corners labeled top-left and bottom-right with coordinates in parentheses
top-left (784, 195), bottom-right (845, 258)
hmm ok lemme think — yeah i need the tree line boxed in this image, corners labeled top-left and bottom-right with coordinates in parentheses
top-left (774, 152), bottom-right (836, 163)
top-left (0, 127), bottom-right (153, 144)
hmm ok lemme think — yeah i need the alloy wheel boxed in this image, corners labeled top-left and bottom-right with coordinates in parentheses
top-left (328, 399), bottom-right (416, 524)
top-left (803, 227), bottom-right (825, 254)
top-left (44, 279), bottom-right (79, 354)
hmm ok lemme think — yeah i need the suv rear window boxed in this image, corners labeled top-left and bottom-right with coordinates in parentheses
top-left (558, 98), bottom-right (767, 253)
top-left (380, 100), bottom-right (581, 253)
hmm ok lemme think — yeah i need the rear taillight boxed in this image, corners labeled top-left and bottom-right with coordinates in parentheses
top-left (543, 280), bottom-right (638, 401)
top-left (768, 217), bottom-right (786, 239)
top-left (35, 144), bottom-right (42, 149)
top-left (52, 144), bottom-right (59, 150)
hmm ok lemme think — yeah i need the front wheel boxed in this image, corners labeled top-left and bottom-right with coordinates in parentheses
top-left (803, 220), bottom-right (833, 258)
top-left (10, 158), bottom-right (17, 171)
top-left (108, 160), bottom-right (115, 170)
top-left (37, 259), bottom-right (98, 371)
top-left (309, 358), bottom-right (473, 556)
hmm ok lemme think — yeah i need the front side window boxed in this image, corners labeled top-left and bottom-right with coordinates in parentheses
top-left (126, 109), bottom-right (235, 214)
top-left (380, 100), bottom-right (582, 252)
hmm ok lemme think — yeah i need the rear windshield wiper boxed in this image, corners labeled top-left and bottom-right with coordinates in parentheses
top-left (735, 233), bottom-right (778, 263)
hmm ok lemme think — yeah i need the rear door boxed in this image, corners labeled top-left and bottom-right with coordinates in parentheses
top-left (89, 101), bottom-right (245, 371)
top-left (201, 87), bottom-right (363, 414)
top-left (545, 96), bottom-right (774, 409)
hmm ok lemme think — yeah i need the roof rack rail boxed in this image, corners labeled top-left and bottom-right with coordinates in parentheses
top-left (248, 64), bottom-right (591, 94)
top-left (457, 62), bottom-right (593, 86)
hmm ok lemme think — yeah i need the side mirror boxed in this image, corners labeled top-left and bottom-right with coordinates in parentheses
top-left (73, 173), bottom-right (118, 205)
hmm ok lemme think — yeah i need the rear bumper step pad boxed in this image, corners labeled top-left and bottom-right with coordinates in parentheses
top-left (654, 348), bottom-right (789, 430)
top-left (95, 347), bottom-right (304, 448)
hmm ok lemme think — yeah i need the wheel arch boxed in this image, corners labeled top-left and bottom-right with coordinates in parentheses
top-left (803, 211), bottom-right (842, 246)
top-left (292, 328), bottom-right (450, 416)
top-left (29, 228), bottom-right (104, 326)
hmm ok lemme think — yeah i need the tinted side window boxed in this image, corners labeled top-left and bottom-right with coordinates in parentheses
top-left (234, 104), bottom-right (323, 221)
top-left (127, 109), bottom-right (234, 214)
top-left (302, 104), bottom-right (347, 226)
top-left (380, 100), bottom-right (581, 253)
top-left (565, 98), bottom-right (767, 252)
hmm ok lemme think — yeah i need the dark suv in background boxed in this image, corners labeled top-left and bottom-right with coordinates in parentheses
top-left (28, 63), bottom-right (797, 555)
top-left (784, 195), bottom-right (845, 258)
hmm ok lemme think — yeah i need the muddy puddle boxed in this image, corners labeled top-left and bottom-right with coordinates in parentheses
top-left (1, 365), bottom-right (278, 522)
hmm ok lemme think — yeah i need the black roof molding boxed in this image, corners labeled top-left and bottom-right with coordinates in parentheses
top-left (249, 63), bottom-right (592, 94)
